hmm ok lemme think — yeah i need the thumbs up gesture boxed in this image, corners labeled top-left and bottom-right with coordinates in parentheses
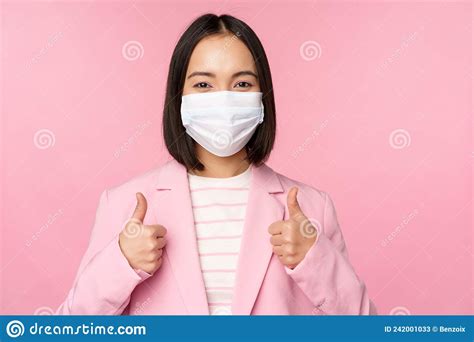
top-left (268, 187), bottom-right (318, 269)
top-left (119, 192), bottom-right (167, 275)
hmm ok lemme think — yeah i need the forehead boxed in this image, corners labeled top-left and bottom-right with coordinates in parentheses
top-left (186, 33), bottom-right (257, 75)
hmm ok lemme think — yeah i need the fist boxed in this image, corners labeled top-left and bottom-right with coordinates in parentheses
top-left (268, 187), bottom-right (318, 269)
top-left (119, 192), bottom-right (167, 275)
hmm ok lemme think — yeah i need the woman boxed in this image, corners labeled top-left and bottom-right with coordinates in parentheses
top-left (57, 13), bottom-right (376, 315)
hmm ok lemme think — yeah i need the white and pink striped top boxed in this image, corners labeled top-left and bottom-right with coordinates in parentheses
top-left (187, 166), bottom-right (251, 315)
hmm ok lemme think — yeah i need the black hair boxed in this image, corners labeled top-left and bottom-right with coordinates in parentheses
top-left (162, 13), bottom-right (276, 171)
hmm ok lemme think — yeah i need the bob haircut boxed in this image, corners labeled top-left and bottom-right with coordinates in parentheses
top-left (162, 13), bottom-right (276, 171)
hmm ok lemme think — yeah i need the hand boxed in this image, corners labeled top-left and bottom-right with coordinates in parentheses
top-left (268, 187), bottom-right (318, 269)
top-left (119, 192), bottom-right (167, 275)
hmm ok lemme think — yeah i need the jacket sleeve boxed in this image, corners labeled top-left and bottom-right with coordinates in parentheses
top-left (285, 192), bottom-right (377, 315)
top-left (55, 190), bottom-right (151, 315)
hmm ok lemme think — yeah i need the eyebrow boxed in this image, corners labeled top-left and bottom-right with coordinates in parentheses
top-left (187, 70), bottom-right (258, 79)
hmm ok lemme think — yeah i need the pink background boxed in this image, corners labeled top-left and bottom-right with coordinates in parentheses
top-left (1, 0), bottom-right (472, 315)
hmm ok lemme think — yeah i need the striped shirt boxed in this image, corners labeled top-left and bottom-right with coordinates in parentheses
top-left (187, 166), bottom-right (251, 315)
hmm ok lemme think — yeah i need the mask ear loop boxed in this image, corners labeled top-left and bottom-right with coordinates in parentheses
top-left (258, 103), bottom-right (265, 124)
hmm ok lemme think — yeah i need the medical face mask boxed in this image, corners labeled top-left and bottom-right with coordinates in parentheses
top-left (180, 91), bottom-right (265, 157)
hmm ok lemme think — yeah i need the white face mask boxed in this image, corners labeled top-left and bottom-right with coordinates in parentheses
top-left (180, 91), bottom-right (265, 157)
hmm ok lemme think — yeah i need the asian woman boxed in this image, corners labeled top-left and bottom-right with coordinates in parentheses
top-left (57, 13), bottom-right (376, 316)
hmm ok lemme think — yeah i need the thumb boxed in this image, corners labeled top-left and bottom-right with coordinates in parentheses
top-left (287, 187), bottom-right (304, 219)
top-left (131, 192), bottom-right (148, 222)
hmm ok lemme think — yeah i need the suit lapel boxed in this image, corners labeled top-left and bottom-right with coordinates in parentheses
top-left (231, 163), bottom-right (285, 315)
top-left (150, 159), bottom-right (284, 315)
top-left (150, 160), bottom-right (209, 314)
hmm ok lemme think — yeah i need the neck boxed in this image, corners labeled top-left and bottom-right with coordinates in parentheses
top-left (190, 146), bottom-right (250, 178)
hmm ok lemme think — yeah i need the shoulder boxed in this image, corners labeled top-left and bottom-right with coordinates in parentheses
top-left (264, 164), bottom-right (336, 220)
top-left (103, 160), bottom-right (174, 207)
top-left (270, 165), bottom-right (329, 203)
top-left (266, 165), bottom-right (342, 235)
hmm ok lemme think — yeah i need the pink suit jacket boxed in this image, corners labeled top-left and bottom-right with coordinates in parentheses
top-left (56, 159), bottom-right (377, 315)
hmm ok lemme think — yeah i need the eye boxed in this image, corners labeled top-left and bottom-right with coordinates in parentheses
top-left (234, 81), bottom-right (252, 88)
top-left (193, 82), bottom-right (212, 88)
